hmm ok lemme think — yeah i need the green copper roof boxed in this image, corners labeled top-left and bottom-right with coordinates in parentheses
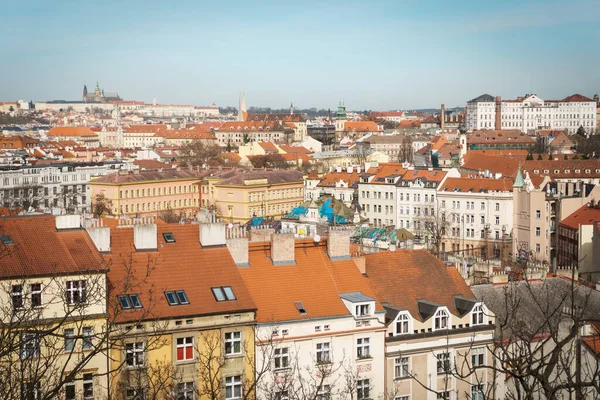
top-left (513, 166), bottom-right (524, 188)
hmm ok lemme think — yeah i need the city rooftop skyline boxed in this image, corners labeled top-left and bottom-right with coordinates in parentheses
top-left (1, 0), bottom-right (599, 110)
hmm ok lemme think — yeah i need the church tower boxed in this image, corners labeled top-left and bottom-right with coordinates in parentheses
top-left (83, 85), bottom-right (88, 102)
top-left (335, 101), bottom-right (347, 133)
top-left (237, 92), bottom-right (247, 122)
top-left (290, 102), bottom-right (294, 115)
top-left (94, 82), bottom-right (101, 102)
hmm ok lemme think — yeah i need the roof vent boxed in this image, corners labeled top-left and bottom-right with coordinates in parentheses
top-left (295, 301), bottom-right (307, 315)
top-left (0, 235), bottom-right (14, 245)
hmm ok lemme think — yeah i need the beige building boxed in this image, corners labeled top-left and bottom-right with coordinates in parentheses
top-left (0, 215), bottom-right (109, 399)
top-left (513, 171), bottom-right (600, 266)
top-left (90, 169), bottom-right (200, 218)
top-left (200, 170), bottom-right (304, 222)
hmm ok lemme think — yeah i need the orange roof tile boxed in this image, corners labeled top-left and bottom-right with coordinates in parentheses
top-left (239, 240), bottom-right (383, 322)
top-left (0, 216), bottom-right (105, 279)
top-left (105, 224), bottom-right (256, 322)
top-left (439, 177), bottom-right (514, 193)
top-left (344, 121), bottom-right (382, 132)
top-left (364, 250), bottom-right (476, 321)
top-left (317, 171), bottom-right (361, 188)
top-left (46, 127), bottom-right (98, 138)
top-left (560, 204), bottom-right (600, 230)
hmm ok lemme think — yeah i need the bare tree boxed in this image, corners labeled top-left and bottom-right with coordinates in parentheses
top-left (413, 203), bottom-right (449, 257)
top-left (179, 140), bottom-right (222, 167)
top-left (91, 192), bottom-right (113, 218)
top-left (397, 135), bottom-right (414, 164)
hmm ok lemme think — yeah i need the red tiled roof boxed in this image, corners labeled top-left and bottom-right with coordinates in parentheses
top-left (560, 204), bottom-right (600, 230)
top-left (439, 177), bottom-right (514, 192)
top-left (467, 130), bottom-right (535, 145)
top-left (239, 239), bottom-right (383, 322)
top-left (105, 224), bottom-right (256, 322)
top-left (258, 142), bottom-right (279, 153)
top-left (0, 216), bottom-right (105, 279)
top-left (561, 94), bottom-right (594, 103)
top-left (92, 169), bottom-right (199, 184)
top-left (317, 171), bottom-right (361, 188)
top-left (47, 127), bottom-right (98, 138)
top-left (344, 121), bottom-right (382, 132)
top-left (364, 250), bottom-right (475, 321)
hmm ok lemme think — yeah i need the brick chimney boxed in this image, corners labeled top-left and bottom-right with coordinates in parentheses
top-left (328, 227), bottom-right (351, 260)
top-left (226, 226), bottom-right (249, 267)
top-left (495, 96), bottom-right (502, 130)
top-left (270, 233), bottom-right (295, 265)
top-left (440, 104), bottom-right (446, 130)
top-left (134, 223), bottom-right (157, 251)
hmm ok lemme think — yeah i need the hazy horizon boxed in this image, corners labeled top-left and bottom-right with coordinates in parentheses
top-left (2, 0), bottom-right (599, 110)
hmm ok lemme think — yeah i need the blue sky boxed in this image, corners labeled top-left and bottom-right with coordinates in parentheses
top-left (1, 0), bottom-right (599, 110)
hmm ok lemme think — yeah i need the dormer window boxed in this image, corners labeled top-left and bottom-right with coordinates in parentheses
top-left (356, 304), bottom-right (370, 317)
top-left (433, 309), bottom-right (449, 330)
top-left (395, 313), bottom-right (410, 335)
top-left (471, 304), bottom-right (484, 325)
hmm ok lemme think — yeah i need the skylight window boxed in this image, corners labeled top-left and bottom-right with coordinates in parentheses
top-left (212, 286), bottom-right (236, 301)
top-left (118, 294), bottom-right (143, 310)
top-left (162, 232), bottom-right (175, 243)
top-left (295, 301), bottom-right (307, 315)
top-left (0, 235), bottom-right (14, 245)
top-left (165, 291), bottom-right (190, 306)
top-left (175, 290), bottom-right (189, 304)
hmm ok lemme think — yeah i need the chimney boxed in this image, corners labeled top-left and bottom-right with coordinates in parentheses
top-left (327, 227), bottom-right (351, 260)
top-left (134, 223), bottom-right (157, 251)
top-left (226, 227), bottom-right (249, 267)
top-left (87, 226), bottom-right (111, 252)
top-left (495, 96), bottom-right (501, 130)
top-left (270, 233), bottom-right (295, 265)
top-left (56, 215), bottom-right (81, 230)
top-left (200, 222), bottom-right (226, 247)
top-left (440, 104), bottom-right (446, 130)
top-left (347, 166), bottom-right (353, 173)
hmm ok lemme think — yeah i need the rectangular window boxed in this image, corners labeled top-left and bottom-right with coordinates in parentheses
top-left (356, 379), bottom-right (370, 400)
top-left (317, 385), bottom-right (331, 400)
top-left (437, 391), bottom-right (450, 400)
top-left (212, 286), bottom-right (236, 301)
top-left (21, 333), bottom-right (40, 359)
top-left (316, 342), bottom-right (330, 363)
top-left (82, 326), bottom-right (93, 351)
top-left (31, 283), bottom-right (42, 307)
top-left (394, 357), bottom-right (409, 378)
top-left (495, 216), bottom-right (500, 225)
top-left (436, 352), bottom-right (450, 374)
top-left (274, 347), bottom-right (289, 369)
top-left (225, 375), bottom-right (242, 399)
top-left (536, 227), bottom-right (541, 236)
top-left (356, 337), bottom-right (370, 359)
top-left (178, 382), bottom-right (194, 400)
top-left (225, 332), bottom-right (241, 355)
top-left (536, 210), bottom-right (541, 219)
top-left (12, 284), bottom-right (23, 310)
top-left (83, 373), bottom-right (94, 399)
top-left (355, 304), bottom-right (370, 316)
top-left (495, 203), bottom-right (500, 211)
top-left (65, 382), bottom-right (76, 400)
top-left (471, 384), bottom-right (484, 400)
top-left (472, 347), bottom-right (485, 367)
top-left (66, 280), bottom-right (87, 305)
top-left (21, 382), bottom-right (41, 400)
top-left (177, 337), bottom-right (194, 361)
top-left (126, 342), bottom-right (144, 367)
top-left (64, 328), bottom-right (75, 352)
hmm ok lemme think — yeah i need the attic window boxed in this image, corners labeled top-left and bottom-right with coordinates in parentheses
top-left (118, 294), bottom-right (143, 310)
top-left (165, 290), bottom-right (189, 306)
top-left (212, 286), bottom-right (236, 301)
top-left (0, 235), bottom-right (14, 245)
top-left (162, 232), bottom-right (175, 243)
top-left (295, 301), bottom-right (307, 315)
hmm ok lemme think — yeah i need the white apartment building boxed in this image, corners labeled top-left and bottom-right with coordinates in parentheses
top-left (437, 177), bottom-right (514, 260)
top-left (466, 93), bottom-right (597, 134)
top-left (395, 168), bottom-right (459, 234)
top-left (365, 250), bottom-right (497, 400)
top-left (304, 167), bottom-right (361, 207)
top-left (0, 161), bottom-right (125, 213)
top-left (239, 230), bottom-right (386, 399)
top-left (358, 164), bottom-right (405, 228)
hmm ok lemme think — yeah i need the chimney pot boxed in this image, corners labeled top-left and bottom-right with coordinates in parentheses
top-left (134, 223), bottom-right (157, 251)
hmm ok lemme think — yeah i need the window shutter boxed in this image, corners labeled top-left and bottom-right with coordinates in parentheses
top-left (177, 347), bottom-right (184, 361)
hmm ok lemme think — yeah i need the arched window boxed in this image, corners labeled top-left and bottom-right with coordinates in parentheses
top-left (395, 314), bottom-right (410, 335)
top-left (471, 304), bottom-right (484, 325)
top-left (433, 309), bottom-right (449, 330)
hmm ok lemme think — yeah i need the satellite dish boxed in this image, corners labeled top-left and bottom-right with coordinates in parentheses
top-left (228, 223), bottom-right (234, 229)
top-left (389, 244), bottom-right (397, 252)
top-left (314, 234), bottom-right (321, 243)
